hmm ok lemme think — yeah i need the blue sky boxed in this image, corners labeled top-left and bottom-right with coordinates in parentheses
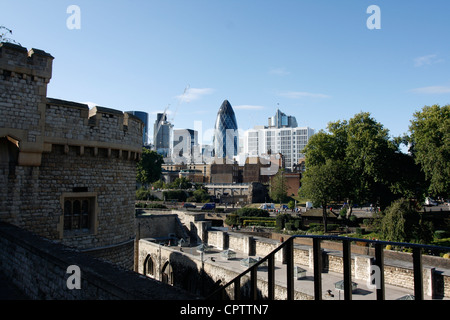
top-left (2, 0), bottom-right (450, 144)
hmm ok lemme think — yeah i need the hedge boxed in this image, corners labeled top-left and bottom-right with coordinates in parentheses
top-left (243, 220), bottom-right (276, 227)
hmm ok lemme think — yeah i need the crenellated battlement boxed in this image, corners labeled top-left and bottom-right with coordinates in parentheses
top-left (44, 98), bottom-right (143, 160)
top-left (0, 42), bottom-right (54, 81)
top-left (0, 43), bottom-right (143, 166)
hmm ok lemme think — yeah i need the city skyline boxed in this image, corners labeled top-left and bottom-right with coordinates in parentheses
top-left (2, 1), bottom-right (450, 144)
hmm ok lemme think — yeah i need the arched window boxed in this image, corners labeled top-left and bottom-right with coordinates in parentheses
top-left (144, 255), bottom-right (155, 278)
top-left (161, 261), bottom-right (174, 286)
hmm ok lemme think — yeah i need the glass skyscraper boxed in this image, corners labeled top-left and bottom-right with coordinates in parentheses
top-left (213, 100), bottom-right (239, 160)
top-left (126, 111), bottom-right (148, 146)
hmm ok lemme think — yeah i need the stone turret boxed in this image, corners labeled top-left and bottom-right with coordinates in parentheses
top-left (0, 43), bottom-right (143, 269)
top-left (0, 42), bottom-right (54, 166)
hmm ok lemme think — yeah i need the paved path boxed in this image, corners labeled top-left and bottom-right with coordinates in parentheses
top-left (185, 246), bottom-right (448, 300)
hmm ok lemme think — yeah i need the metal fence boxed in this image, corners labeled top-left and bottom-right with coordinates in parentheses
top-left (206, 235), bottom-right (450, 300)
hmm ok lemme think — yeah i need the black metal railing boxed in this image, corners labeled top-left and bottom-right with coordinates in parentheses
top-left (206, 235), bottom-right (450, 300)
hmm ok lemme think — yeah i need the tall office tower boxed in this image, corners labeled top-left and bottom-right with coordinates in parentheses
top-left (172, 128), bottom-right (198, 163)
top-left (268, 109), bottom-right (298, 128)
top-left (126, 111), bottom-right (149, 146)
top-left (153, 113), bottom-right (173, 157)
top-left (213, 100), bottom-right (239, 161)
top-left (244, 123), bottom-right (314, 171)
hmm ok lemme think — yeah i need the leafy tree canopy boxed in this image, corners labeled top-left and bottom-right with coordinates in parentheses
top-left (301, 112), bottom-right (425, 211)
top-left (380, 198), bottom-right (433, 244)
top-left (409, 104), bottom-right (450, 197)
top-left (269, 169), bottom-right (288, 203)
top-left (136, 148), bottom-right (164, 185)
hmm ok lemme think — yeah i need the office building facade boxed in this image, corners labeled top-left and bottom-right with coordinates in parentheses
top-left (244, 126), bottom-right (314, 171)
top-left (153, 113), bottom-right (173, 157)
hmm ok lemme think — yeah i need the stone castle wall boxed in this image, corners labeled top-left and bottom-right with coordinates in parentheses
top-left (0, 222), bottom-right (196, 300)
top-left (0, 42), bottom-right (143, 268)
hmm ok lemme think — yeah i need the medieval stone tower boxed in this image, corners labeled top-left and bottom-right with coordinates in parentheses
top-left (0, 42), bottom-right (143, 269)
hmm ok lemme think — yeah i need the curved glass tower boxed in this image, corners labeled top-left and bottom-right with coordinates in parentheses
top-left (213, 100), bottom-right (239, 159)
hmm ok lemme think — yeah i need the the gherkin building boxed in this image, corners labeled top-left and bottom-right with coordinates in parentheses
top-left (213, 100), bottom-right (239, 159)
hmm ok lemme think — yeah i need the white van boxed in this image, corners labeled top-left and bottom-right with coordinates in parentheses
top-left (424, 197), bottom-right (438, 206)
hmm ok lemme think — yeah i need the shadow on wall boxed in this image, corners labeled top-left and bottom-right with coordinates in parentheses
top-left (169, 251), bottom-right (221, 298)
top-left (168, 251), bottom-right (264, 300)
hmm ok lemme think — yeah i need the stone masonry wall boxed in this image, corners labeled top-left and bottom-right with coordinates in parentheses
top-left (0, 222), bottom-right (196, 299)
top-left (0, 42), bottom-right (143, 268)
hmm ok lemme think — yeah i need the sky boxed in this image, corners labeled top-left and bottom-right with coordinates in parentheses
top-left (2, 0), bottom-right (450, 145)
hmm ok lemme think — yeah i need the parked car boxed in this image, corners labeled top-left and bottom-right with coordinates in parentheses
top-left (201, 203), bottom-right (216, 210)
top-left (183, 203), bottom-right (196, 209)
top-left (424, 197), bottom-right (438, 206)
top-left (259, 203), bottom-right (275, 210)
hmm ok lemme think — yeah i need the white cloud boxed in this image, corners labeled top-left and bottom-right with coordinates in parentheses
top-left (413, 54), bottom-right (444, 67)
top-left (278, 91), bottom-right (330, 99)
top-left (269, 67), bottom-right (290, 76)
top-left (176, 87), bottom-right (215, 103)
top-left (410, 85), bottom-right (450, 94)
top-left (234, 105), bottom-right (265, 110)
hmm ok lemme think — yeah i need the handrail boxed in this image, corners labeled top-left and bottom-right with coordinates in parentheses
top-left (207, 236), bottom-right (292, 300)
top-left (206, 234), bottom-right (450, 300)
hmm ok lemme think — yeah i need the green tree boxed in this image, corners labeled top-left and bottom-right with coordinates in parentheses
top-left (301, 112), bottom-right (421, 212)
top-left (151, 179), bottom-right (167, 189)
top-left (269, 169), bottom-right (288, 203)
top-left (192, 187), bottom-right (211, 203)
top-left (169, 177), bottom-right (192, 189)
top-left (380, 198), bottom-right (433, 243)
top-left (136, 148), bottom-right (164, 185)
top-left (299, 159), bottom-right (348, 232)
top-left (409, 104), bottom-right (450, 198)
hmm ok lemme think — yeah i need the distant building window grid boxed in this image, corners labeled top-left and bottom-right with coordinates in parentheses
top-left (244, 126), bottom-right (314, 170)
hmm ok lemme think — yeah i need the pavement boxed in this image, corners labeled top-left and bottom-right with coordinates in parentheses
top-left (183, 245), bottom-right (449, 300)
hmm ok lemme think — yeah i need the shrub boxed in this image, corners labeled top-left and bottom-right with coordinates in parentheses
top-left (288, 200), bottom-right (296, 210)
top-left (235, 207), bottom-right (269, 217)
top-left (243, 220), bottom-right (276, 227)
top-left (162, 190), bottom-right (187, 202)
top-left (308, 223), bottom-right (323, 232)
top-left (225, 214), bottom-right (239, 226)
top-left (136, 188), bottom-right (150, 200)
top-left (285, 222), bottom-right (296, 231)
top-left (328, 224), bottom-right (340, 232)
top-left (145, 203), bottom-right (167, 209)
top-left (434, 230), bottom-right (448, 239)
